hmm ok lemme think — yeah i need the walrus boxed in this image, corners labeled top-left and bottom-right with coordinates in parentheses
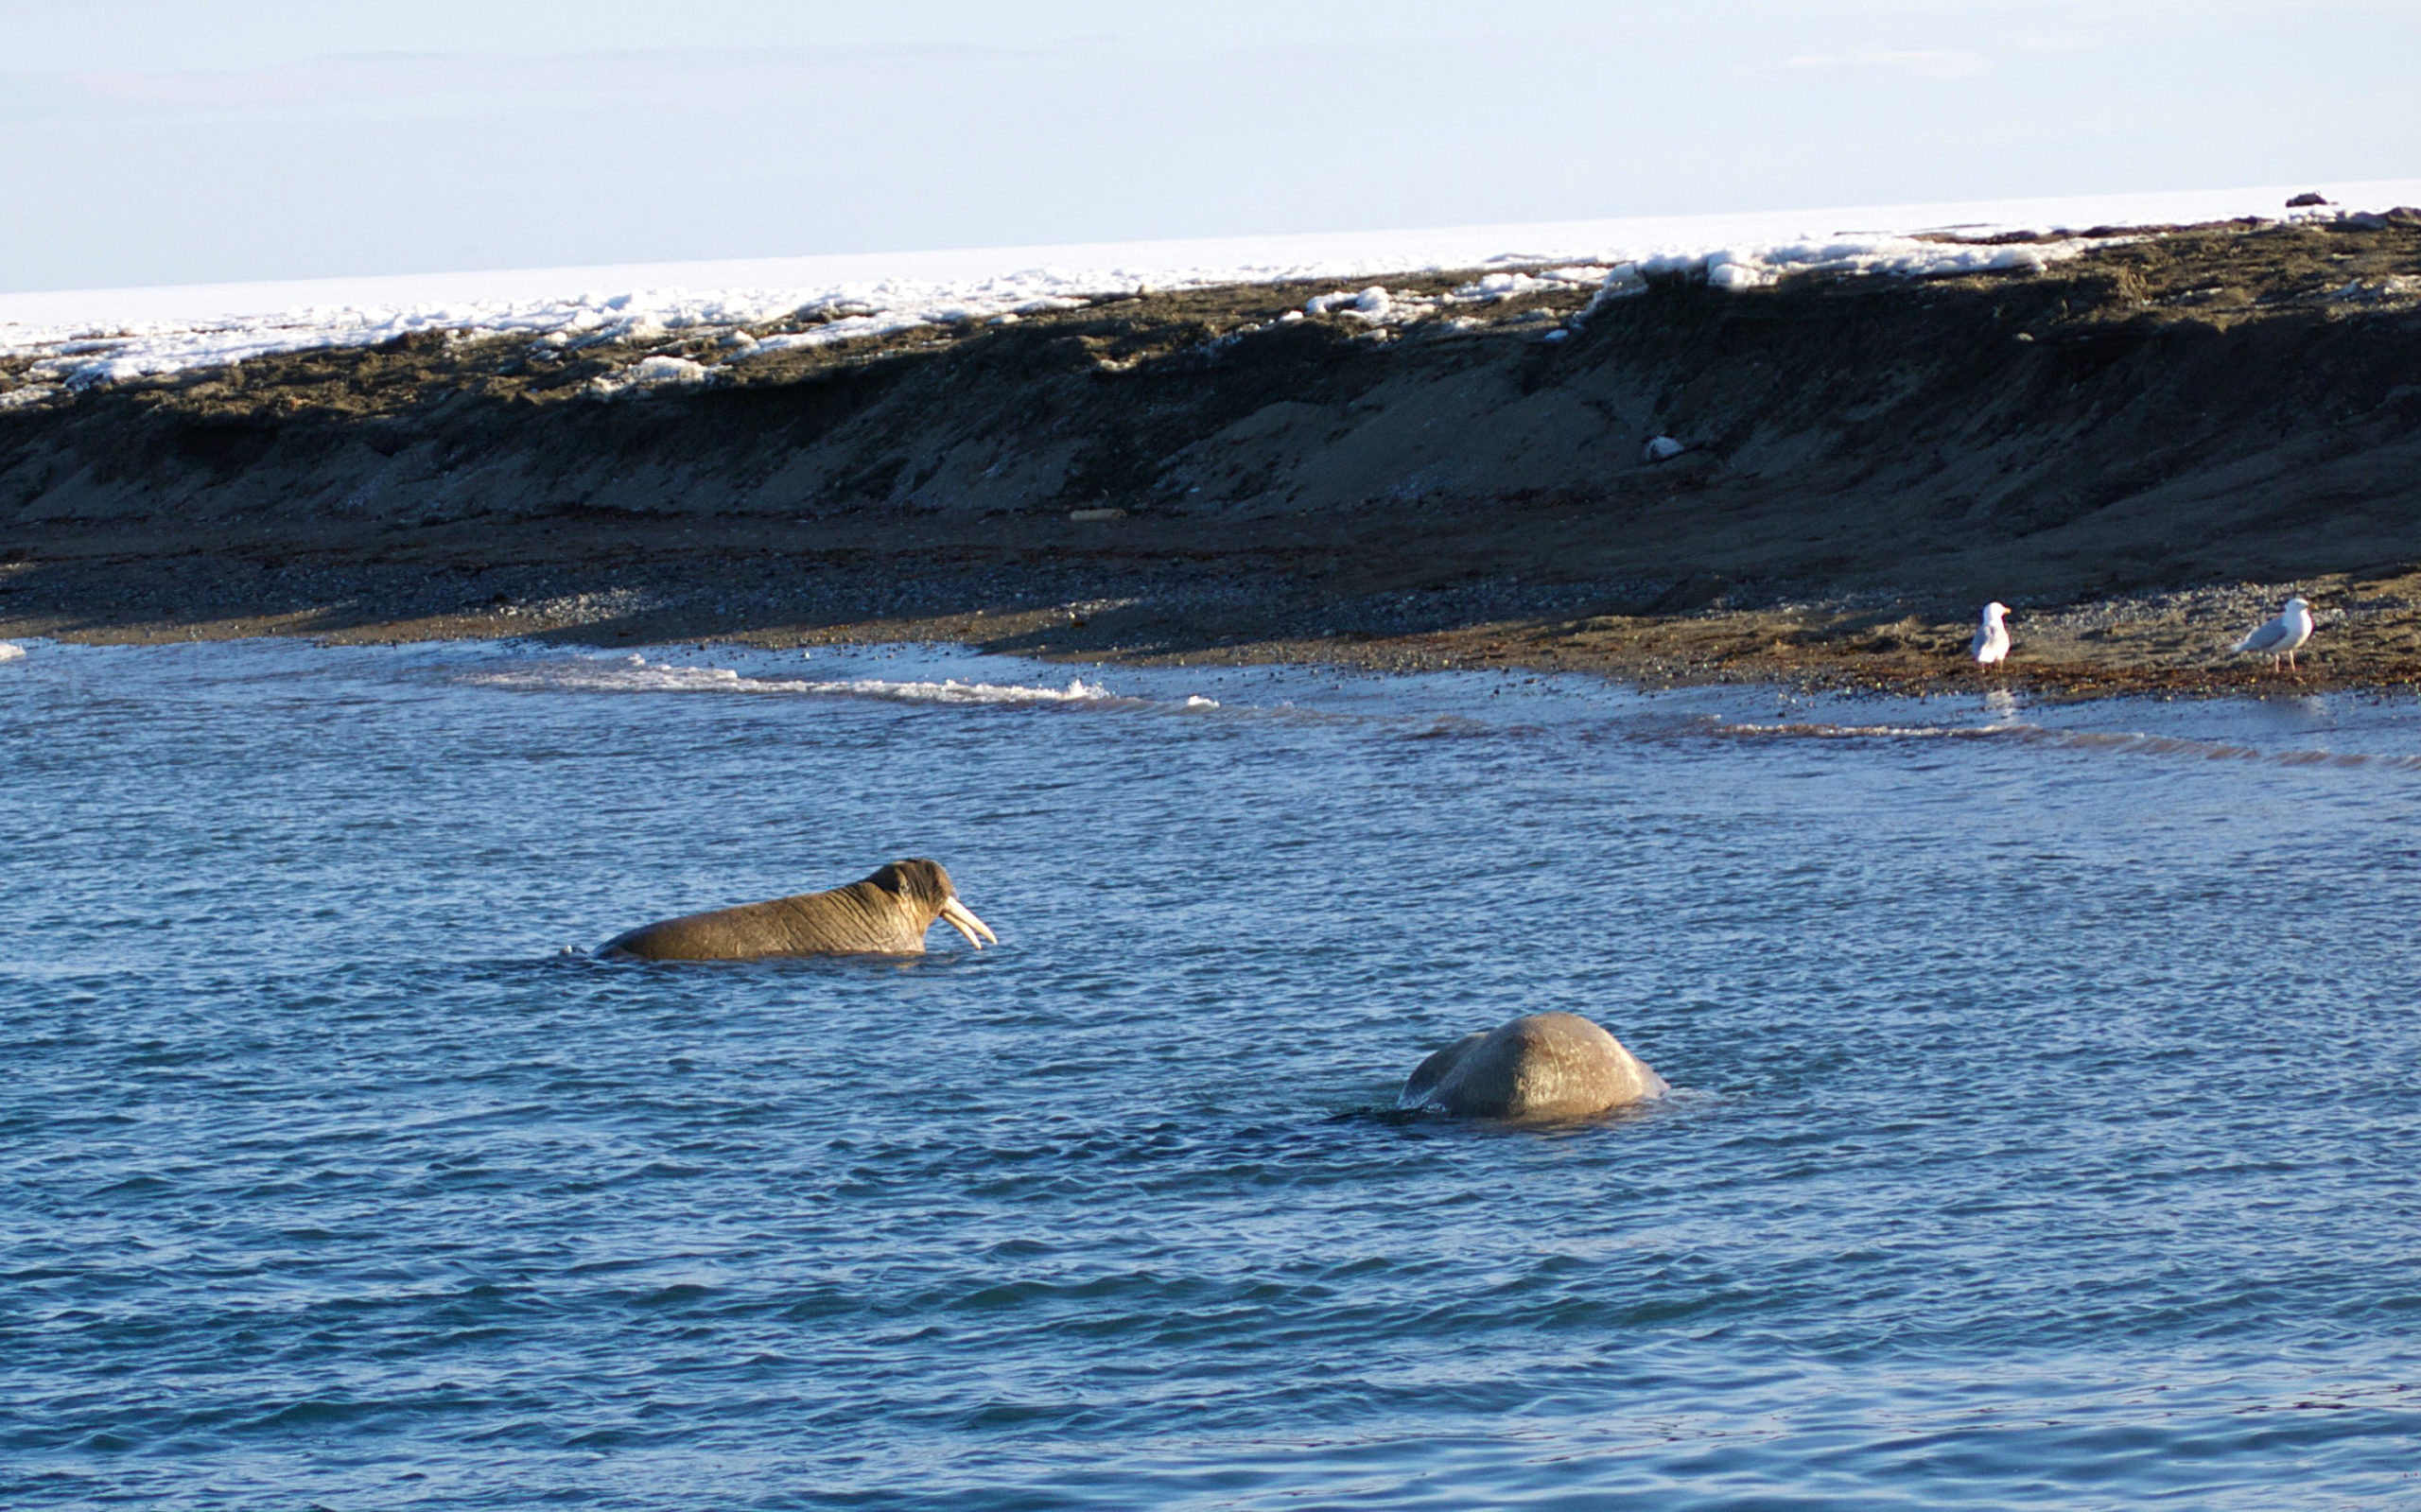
top-left (1399, 1012), bottom-right (1666, 1121)
top-left (601, 859), bottom-right (997, 961)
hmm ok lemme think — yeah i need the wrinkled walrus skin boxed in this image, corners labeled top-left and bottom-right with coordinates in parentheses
top-left (1399, 1012), bottom-right (1666, 1121)
top-left (601, 859), bottom-right (997, 962)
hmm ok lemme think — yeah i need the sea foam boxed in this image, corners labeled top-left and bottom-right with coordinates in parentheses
top-left (466, 655), bottom-right (1134, 707)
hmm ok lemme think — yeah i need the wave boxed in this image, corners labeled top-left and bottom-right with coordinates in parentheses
top-left (1697, 715), bottom-right (2421, 770)
top-left (464, 654), bottom-right (1225, 710)
top-left (1708, 718), bottom-right (2013, 741)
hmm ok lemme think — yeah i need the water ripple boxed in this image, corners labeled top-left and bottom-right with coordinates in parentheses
top-left (4, 642), bottom-right (2419, 1507)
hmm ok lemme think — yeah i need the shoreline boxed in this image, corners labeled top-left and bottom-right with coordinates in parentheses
top-left (9, 557), bottom-right (2415, 699)
top-left (8, 214), bottom-right (2419, 700)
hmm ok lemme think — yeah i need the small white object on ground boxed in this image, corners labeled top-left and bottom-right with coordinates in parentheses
top-left (1705, 257), bottom-right (1769, 290)
top-left (0, 642), bottom-right (25, 662)
top-left (1304, 287), bottom-right (1393, 320)
top-left (1971, 601), bottom-right (2011, 666)
top-left (2233, 596), bottom-right (2315, 670)
top-left (588, 355), bottom-right (715, 398)
top-left (1642, 435), bottom-right (1686, 463)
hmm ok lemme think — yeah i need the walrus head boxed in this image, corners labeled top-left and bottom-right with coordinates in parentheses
top-left (869, 859), bottom-right (998, 949)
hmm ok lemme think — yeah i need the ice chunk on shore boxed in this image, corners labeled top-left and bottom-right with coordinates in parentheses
top-left (1642, 436), bottom-right (1686, 462)
top-left (1447, 267), bottom-right (1615, 303)
top-left (1306, 287), bottom-right (1393, 319)
top-left (588, 355), bottom-right (716, 398)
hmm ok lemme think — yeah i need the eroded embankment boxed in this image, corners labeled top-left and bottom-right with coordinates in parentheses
top-left (4, 216), bottom-right (2421, 690)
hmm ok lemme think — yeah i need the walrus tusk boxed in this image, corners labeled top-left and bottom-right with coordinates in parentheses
top-left (939, 896), bottom-right (998, 947)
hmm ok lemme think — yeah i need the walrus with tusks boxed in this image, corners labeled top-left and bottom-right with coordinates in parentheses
top-left (1399, 1012), bottom-right (1666, 1121)
top-left (601, 859), bottom-right (997, 961)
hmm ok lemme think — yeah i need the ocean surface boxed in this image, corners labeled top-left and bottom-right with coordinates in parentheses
top-left (5, 637), bottom-right (2418, 1510)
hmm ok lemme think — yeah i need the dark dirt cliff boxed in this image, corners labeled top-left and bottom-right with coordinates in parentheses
top-left (5, 215), bottom-right (2421, 689)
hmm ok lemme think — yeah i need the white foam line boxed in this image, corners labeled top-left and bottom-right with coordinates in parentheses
top-left (1702, 718), bottom-right (2421, 771)
top-left (465, 656), bottom-right (1170, 707)
top-left (1715, 720), bottom-right (2014, 740)
top-left (798, 675), bottom-right (1121, 706)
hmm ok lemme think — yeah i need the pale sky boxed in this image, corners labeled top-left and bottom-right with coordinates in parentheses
top-left (3, 0), bottom-right (2415, 293)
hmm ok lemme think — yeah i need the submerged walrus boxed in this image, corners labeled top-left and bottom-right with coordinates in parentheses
top-left (601, 859), bottom-right (997, 962)
top-left (1399, 1012), bottom-right (1666, 1121)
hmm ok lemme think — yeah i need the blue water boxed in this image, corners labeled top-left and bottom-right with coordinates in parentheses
top-left (5, 638), bottom-right (2420, 1510)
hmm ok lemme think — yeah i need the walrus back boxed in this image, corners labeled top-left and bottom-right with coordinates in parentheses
top-left (1401, 1012), bottom-right (1664, 1121)
top-left (601, 882), bottom-right (918, 961)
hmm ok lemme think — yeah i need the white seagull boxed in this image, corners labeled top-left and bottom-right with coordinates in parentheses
top-left (1970, 602), bottom-right (2011, 666)
top-left (2234, 596), bottom-right (2315, 671)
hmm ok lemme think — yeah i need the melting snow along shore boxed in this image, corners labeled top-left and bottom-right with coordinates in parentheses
top-left (6, 181), bottom-right (2417, 397)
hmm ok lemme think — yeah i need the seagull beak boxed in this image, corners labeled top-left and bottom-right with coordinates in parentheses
top-left (938, 896), bottom-right (998, 948)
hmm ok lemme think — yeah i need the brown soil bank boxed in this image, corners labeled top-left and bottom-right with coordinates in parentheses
top-left (5, 214), bottom-right (2421, 692)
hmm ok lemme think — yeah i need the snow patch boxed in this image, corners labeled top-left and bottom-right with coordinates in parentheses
top-left (1447, 266), bottom-right (1614, 303)
top-left (588, 355), bottom-right (716, 398)
top-left (1305, 286), bottom-right (1395, 319)
top-left (7, 181), bottom-right (2419, 392)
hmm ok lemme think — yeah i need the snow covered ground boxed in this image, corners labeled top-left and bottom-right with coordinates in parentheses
top-left (3, 180), bottom-right (2415, 401)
